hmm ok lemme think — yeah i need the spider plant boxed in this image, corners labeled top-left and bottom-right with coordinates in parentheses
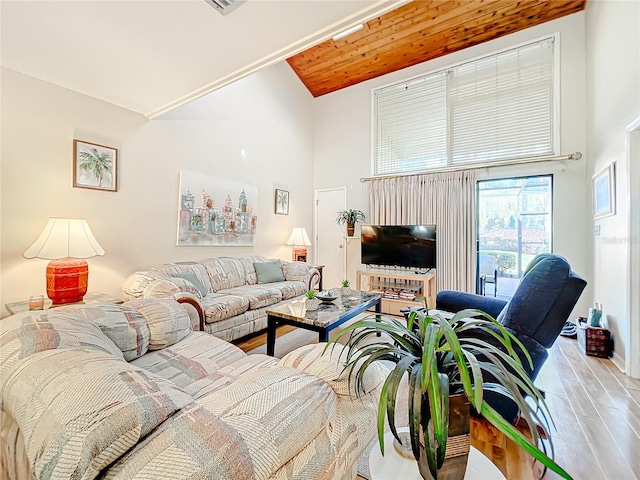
top-left (305, 290), bottom-right (317, 299)
top-left (329, 307), bottom-right (572, 480)
top-left (335, 209), bottom-right (366, 226)
top-left (341, 279), bottom-right (351, 287)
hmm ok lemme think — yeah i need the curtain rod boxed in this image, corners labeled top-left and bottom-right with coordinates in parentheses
top-left (359, 152), bottom-right (583, 183)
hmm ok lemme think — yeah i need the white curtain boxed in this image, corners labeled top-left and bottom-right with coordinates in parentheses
top-left (368, 170), bottom-right (477, 293)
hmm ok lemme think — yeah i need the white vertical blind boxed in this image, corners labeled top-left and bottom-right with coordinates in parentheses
top-left (372, 37), bottom-right (557, 176)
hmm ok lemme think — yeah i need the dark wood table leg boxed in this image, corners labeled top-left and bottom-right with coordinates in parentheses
top-left (267, 315), bottom-right (277, 356)
top-left (318, 327), bottom-right (329, 343)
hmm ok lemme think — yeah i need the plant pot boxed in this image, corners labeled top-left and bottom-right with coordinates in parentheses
top-left (346, 222), bottom-right (355, 237)
top-left (340, 286), bottom-right (351, 296)
top-left (417, 394), bottom-right (470, 480)
top-left (305, 297), bottom-right (319, 311)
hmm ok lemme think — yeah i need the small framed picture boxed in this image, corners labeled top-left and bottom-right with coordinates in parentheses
top-left (275, 188), bottom-right (289, 215)
top-left (592, 162), bottom-right (616, 220)
top-left (73, 140), bottom-right (118, 192)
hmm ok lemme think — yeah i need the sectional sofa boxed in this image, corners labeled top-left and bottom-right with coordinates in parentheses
top-left (0, 298), bottom-right (386, 480)
top-left (122, 255), bottom-right (320, 341)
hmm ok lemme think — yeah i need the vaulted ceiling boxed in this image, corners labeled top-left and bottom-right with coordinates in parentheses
top-left (286, 0), bottom-right (587, 97)
top-left (0, 0), bottom-right (407, 118)
top-left (1, 0), bottom-right (587, 117)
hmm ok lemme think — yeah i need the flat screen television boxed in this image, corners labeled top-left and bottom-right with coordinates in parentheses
top-left (361, 224), bottom-right (436, 269)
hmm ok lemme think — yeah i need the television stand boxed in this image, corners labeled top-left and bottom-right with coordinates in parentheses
top-left (356, 268), bottom-right (436, 316)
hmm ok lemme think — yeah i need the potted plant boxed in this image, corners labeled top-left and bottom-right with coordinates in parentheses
top-left (305, 290), bottom-right (319, 311)
top-left (329, 306), bottom-right (572, 480)
top-left (336, 209), bottom-right (366, 236)
top-left (340, 279), bottom-right (351, 296)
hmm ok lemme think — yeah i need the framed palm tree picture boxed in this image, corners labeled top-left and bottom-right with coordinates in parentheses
top-left (275, 189), bottom-right (289, 215)
top-left (73, 140), bottom-right (118, 192)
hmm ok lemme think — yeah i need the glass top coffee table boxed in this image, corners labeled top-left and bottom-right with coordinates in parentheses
top-left (265, 290), bottom-right (382, 356)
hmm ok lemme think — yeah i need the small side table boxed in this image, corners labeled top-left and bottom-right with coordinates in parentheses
top-left (5, 291), bottom-right (124, 316)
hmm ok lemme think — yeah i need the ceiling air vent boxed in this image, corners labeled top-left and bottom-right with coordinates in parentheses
top-left (204, 0), bottom-right (244, 16)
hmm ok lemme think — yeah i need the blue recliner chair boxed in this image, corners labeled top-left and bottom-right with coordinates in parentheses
top-left (436, 253), bottom-right (587, 423)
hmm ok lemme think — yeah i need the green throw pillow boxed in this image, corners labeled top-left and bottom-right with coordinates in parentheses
top-left (172, 272), bottom-right (208, 297)
top-left (254, 260), bottom-right (286, 284)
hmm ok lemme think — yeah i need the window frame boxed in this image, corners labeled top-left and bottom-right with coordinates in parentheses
top-left (370, 33), bottom-right (561, 177)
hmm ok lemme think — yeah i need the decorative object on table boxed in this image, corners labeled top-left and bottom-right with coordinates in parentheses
top-left (316, 291), bottom-right (338, 303)
top-left (23, 218), bottom-right (105, 305)
top-left (336, 209), bottom-right (365, 236)
top-left (592, 162), bottom-right (616, 220)
top-left (28, 295), bottom-right (44, 310)
top-left (587, 304), bottom-right (603, 327)
top-left (275, 188), bottom-right (290, 215)
top-left (73, 140), bottom-right (118, 192)
top-left (177, 171), bottom-right (258, 246)
top-left (577, 318), bottom-right (612, 358)
top-left (305, 290), bottom-right (319, 311)
top-left (329, 305), bottom-right (572, 480)
top-left (286, 227), bottom-right (311, 262)
top-left (340, 279), bottom-right (352, 296)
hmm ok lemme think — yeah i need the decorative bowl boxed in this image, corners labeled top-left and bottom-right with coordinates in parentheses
top-left (316, 291), bottom-right (338, 303)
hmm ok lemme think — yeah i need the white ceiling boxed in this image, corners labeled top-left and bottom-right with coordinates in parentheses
top-left (1, 0), bottom-right (407, 118)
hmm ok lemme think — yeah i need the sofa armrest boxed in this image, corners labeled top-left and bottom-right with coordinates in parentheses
top-left (122, 271), bottom-right (156, 300)
top-left (174, 294), bottom-right (205, 331)
top-left (436, 290), bottom-right (507, 319)
top-left (281, 261), bottom-right (320, 290)
top-left (142, 278), bottom-right (202, 299)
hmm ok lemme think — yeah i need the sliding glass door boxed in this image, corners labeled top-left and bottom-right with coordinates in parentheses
top-left (476, 175), bottom-right (553, 300)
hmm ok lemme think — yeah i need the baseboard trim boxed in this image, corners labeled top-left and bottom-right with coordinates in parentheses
top-left (611, 350), bottom-right (626, 373)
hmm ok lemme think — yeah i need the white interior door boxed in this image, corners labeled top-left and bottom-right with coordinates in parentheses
top-left (315, 187), bottom-right (347, 290)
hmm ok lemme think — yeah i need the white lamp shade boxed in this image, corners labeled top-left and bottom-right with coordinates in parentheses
top-left (286, 227), bottom-right (312, 246)
top-left (23, 218), bottom-right (105, 260)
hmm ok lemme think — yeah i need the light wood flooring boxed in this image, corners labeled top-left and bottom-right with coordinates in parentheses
top-left (236, 329), bottom-right (640, 480)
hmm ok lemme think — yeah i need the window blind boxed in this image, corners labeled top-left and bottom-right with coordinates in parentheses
top-left (373, 72), bottom-right (447, 176)
top-left (372, 37), bottom-right (556, 176)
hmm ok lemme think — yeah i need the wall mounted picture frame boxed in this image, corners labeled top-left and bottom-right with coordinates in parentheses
top-left (593, 162), bottom-right (616, 220)
top-left (275, 189), bottom-right (289, 215)
top-left (73, 140), bottom-right (118, 192)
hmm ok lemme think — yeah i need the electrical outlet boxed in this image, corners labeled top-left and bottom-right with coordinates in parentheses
top-left (594, 224), bottom-right (601, 236)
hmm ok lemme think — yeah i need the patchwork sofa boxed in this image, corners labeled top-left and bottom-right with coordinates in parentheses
top-left (0, 298), bottom-right (386, 480)
top-left (122, 255), bottom-right (320, 341)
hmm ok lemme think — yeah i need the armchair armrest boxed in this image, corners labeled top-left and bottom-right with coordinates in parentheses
top-left (436, 290), bottom-right (507, 319)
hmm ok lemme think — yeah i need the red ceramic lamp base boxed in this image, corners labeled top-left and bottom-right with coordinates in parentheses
top-left (292, 247), bottom-right (308, 262)
top-left (46, 258), bottom-right (89, 305)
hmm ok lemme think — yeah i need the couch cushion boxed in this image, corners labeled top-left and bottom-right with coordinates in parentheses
top-left (2, 348), bottom-right (193, 480)
top-left (126, 298), bottom-right (192, 350)
top-left (102, 367), bottom-right (335, 480)
top-left (254, 259), bottom-right (286, 284)
top-left (202, 294), bottom-right (250, 323)
top-left (0, 311), bottom-right (125, 378)
top-left (240, 256), bottom-right (268, 285)
top-left (152, 262), bottom-right (212, 294)
top-left (202, 258), bottom-right (241, 291)
top-left (132, 333), bottom-right (278, 398)
top-left (62, 304), bottom-right (150, 361)
top-left (217, 285), bottom-right (283, 310)
top-left (172, 271), bottom-right (208, 297)
top-left (267, 280), bottom-right (307, 300)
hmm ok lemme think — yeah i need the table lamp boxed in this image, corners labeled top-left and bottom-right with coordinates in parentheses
top-left (23, 218), bottom-right (105, 305)
top-left (286, 227), bottom-right (311, 262)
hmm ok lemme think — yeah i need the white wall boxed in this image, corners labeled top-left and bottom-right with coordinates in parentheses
top-left (585, 0), bottom-right (640, 369)
top-left (313, 14), bottom-right (590, 317)
top-left (0, 62), bottom-right (315, 316)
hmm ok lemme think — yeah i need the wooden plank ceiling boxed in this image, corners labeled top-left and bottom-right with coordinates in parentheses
top-left (286, 0), bottom-right (586, 98)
